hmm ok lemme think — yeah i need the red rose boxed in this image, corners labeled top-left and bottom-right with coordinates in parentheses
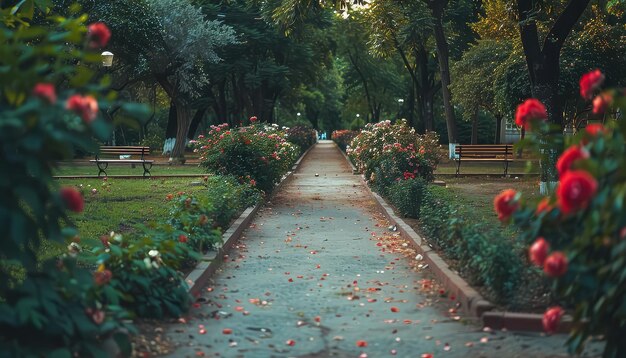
top-left (250, 116), bottom-right (258, 122)
top-left (60, 187), bottom-right (84, 212)
top-left (556, 146), bottom-right (589, 176)
top-left (494, 189), bottom-right (519, 222)
top-left (542, 306), bottom-right (564, 334)
top-left (87, 22), bottom-right (111, 48)
top-left (579, 69), bottom-right (605, 100)
top-left (529, 237), bottom-right (550, 266)
top-left (557, 170), bottom-right (597, 214)
top-left (592, 92), bottom-right (613, 115)
top-left (585, 123), bottom-right (607, 136)
top-left (32, 83), bottom-right (57, 104)
top-left (515, 98), bottom-right (547, 129)
top-left (179, 234), bottom-right (188, 243)
top-left (93, 269), bottom-right (112, 285)
top-left (543, 251), bottom-right (568, 277)
top-left (535, 197), bottom-right (553, 215)
top-left (66, 95), bottom-right (99, 123)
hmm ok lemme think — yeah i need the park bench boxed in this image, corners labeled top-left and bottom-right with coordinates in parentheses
top-left (453, 144), bottom-right (514, 176)
top-left (90, 146), bottom-right (154, 177)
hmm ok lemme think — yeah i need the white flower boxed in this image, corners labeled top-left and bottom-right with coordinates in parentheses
top-left (148, 249), bottom-right (160, 258)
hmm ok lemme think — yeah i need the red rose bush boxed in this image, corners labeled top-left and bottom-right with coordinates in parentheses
top-left (495, 70), bottom-right (626, 357)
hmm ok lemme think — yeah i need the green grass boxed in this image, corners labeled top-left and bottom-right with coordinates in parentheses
top-left (56, 177), bottom-right (208, 249)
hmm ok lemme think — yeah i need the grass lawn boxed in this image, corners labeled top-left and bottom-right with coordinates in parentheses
top-left (54, 163), bottom-right (205, 176)
top-left (55, 177), bottom-right (208, 252)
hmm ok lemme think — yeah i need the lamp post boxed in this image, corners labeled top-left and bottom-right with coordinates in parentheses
top-left (356, 113), bottom-right (361, 128)
top-left (297, 112), bottom-right (301, 122)
top-left (397, 98), bottom-right (404, 121)
top-left (101, 51), bottom-right (115, 145)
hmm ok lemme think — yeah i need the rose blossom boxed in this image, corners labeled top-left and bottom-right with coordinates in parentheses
top-left (535, 197), bottom-right (554, 215)
top-left (60, 187), bottom-right (84, 212)
top-left (542, 306), bottom-right (564, 334)
top-left (592, 92), bottom-right (613, 115)
top-left (494, 189), bottom-right (519, 222)
top-left (93, 269), bottom-right (112, 285)
top-left (556, 170), bottom-right (598, 214)
top-left (515, 99), bottom-right (547, 129)
top-left (32, 83), bottom-right (56, 104)
top-left (585, 123), bottom-right (607, 136)
top-left (556, 146), bottom-right (589, 176)
top-left (529, 237), bottom-right (550, 266)
top-left (87, 22), bottom-right (111, 48)
top-left (579, 69), bottom-right (605, 100)
top-left (543, 251), bottom-right (568, 277)
top-left (66, 94), bottom-right (99, 123)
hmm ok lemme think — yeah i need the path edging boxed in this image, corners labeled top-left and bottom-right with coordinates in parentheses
top-left (185, 144), bottom-right (314, 296)
top-left (334, 143), bottom-right (572, 333)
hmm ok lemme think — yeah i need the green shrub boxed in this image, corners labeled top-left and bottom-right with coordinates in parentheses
top-left (94, 231), bottom-right (193, 319)
top-left (387, 178), bottom-right (427, 218)
top-left (418, 185), bottom-right (524, 302)
top-left (204, 175), bottom-right (262, 229)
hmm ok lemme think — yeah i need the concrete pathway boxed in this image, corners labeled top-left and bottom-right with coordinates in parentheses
top-left (164, 141), bottom-right (601, 358)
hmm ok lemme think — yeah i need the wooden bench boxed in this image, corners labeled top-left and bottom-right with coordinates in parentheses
top-left (453, 144), bottom-right (514, 176)
top-left (90, 146), bottom-right (154, 177)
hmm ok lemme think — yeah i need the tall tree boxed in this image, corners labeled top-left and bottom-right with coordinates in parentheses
top-left (516, 0), bottom-right (591, 192)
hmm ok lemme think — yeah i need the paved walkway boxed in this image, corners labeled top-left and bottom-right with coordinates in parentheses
top-left (164, 141), bottom-right (600, 358)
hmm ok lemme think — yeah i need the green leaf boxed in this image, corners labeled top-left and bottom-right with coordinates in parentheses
top-left (48, 348), bottom-right (72, 358)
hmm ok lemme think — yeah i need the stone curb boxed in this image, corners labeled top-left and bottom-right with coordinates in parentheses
top-left (185, 145), bottom-right (314, 296)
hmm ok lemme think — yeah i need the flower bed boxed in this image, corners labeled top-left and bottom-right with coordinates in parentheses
top-left (286, 125), bottom-right (317, 155)
top-left (331, 129), bottom-right (358, 151)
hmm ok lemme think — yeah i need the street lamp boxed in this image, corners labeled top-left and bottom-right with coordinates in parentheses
top-left (356, 113), bottom-right (361, 128)
top-left (397, 98), bottom-right (404, 121)
top-left (101, 51), bottom-right (114, 67)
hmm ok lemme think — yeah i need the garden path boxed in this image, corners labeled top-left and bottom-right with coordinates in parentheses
top-left (164, 141), bottom-right (600, 358)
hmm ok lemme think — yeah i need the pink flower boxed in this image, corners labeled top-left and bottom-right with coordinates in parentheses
top-left (87, 22), bottom-right (111, 48)
top-left (60, 187), bottom-right (84, 212)
top-left (515, 99), bottom-right (547, 129)
top-left (250, 116), bottom-right (258, 122)
top-left (579, 69), bottom-right (605, 100)
top-left (592, 92), bottom-right (613, 115)
top-left (66, 95), bottom-right (99, 123)
top-left (32, 83), bottom-right (56, 104)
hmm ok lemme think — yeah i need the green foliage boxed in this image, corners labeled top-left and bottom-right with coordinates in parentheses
top-left (387, 178), bottom-right (427, 218)
top-left (506, 89), bottom-right (626, 356)
top-left (419, 186), bottom-right (524, 301)
top-left (195, 123), bottom-right (299, 192)
top-left (0, 256), bottom-right (134, 357)
top-left (93, 231), bottom-right (193, 319)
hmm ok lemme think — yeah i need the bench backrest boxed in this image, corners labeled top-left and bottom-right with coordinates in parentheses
top-left (455, 144), bottom-right (512, 158)
top-left (97, 146), bottom-right (151, 159)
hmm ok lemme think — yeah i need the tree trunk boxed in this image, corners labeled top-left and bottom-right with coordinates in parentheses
top-left (187, 107), bottom-right (207, 140)
top-left (165, 101), bottom-right (177, 139)
top-left (471, 107), bottom-right (479, 144)
top-left (428, 0), bottom-right (457, 143)
top-left (495, 113), bottom-right (502, 144)
top-left (170, 102), bottom-right (191, 161)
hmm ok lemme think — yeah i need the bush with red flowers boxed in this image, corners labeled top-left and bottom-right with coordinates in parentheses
top-left (496, 70), bottom-right (626, 357)
top-left (194, 121), bottom-right (299, 192)
top-left (331, 129), bottom-right (358, 151)
top-left (0, 4), bottom-right (148, 356)
top-left (286, 125), bottom-right (317, 155)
